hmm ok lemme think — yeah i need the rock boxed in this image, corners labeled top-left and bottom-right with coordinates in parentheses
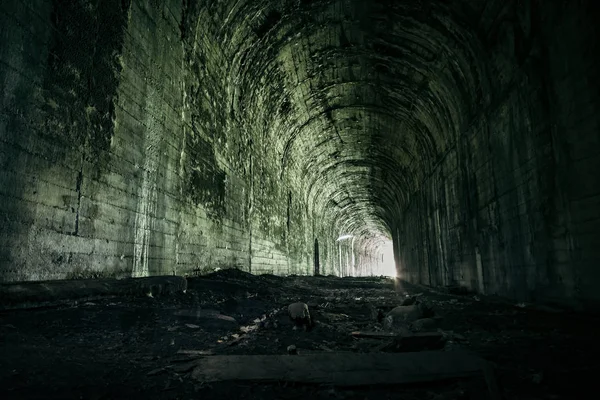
top-left (384, 303), bottom-right (434, 330)
top-left (387, 305), bottom-right (422, 323)
top-left (411, 318), bottom-right (438, 332)
top-left (401, 296), bottom-right (417, 306)
top-left (288, 302), bottom-right (311, 328)
top-left (452, 333), bottom-right (467, 342)
top-left (288, 302), bottom-right (310, 319)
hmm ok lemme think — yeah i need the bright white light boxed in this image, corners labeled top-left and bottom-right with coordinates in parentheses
top-left (336, 235), bottom-right (353, 241)
top-left (380, 240), bottom-right (396, 277)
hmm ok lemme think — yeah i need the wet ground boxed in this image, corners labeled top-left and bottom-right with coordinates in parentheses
top-left (1, 270), bottom-right (599, 399)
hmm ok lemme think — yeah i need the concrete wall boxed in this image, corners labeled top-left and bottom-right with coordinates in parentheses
top-left (393, 1), bottom-right (600, 310)
top-left (0, 0), bottom-right (328, 281)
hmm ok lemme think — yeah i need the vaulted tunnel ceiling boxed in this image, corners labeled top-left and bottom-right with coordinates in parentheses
top-left (205, 0), bottom-right (491, 245)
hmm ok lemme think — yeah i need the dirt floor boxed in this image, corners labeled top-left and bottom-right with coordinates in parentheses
top-left (1, 270), bottom-right (599, 399)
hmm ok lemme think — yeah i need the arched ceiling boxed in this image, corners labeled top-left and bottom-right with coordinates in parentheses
top-left (206, 0), bottom-right (491, 244)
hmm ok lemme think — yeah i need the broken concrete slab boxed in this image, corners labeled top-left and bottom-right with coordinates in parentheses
top-left (0, 276), bottom-right (188, 309)
top-left (190, 351), bottom-right (498, 398)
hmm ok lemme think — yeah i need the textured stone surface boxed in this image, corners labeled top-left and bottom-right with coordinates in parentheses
top-left (392, 1), bottom-right (600, 310)
top-left (1, 1), bottom-right (599, 309)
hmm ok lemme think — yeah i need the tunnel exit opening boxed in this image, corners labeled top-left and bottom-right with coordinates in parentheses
top-left (337, 234), bottom-right (396, 277)
top-left (379, 239), bottom-right (396, 277)
top-left (355, 237), bottom-right (396, 277)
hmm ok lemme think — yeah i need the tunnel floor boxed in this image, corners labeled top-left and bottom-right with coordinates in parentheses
top-left (1, 271), bottom-right (598, 399)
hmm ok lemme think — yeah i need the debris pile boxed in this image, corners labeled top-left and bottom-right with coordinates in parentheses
top-left (2, 274), bottom-right (589, 400)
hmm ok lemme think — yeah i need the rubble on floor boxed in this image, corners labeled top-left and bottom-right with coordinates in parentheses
top-left (1, 270), bottom-right (598, 399)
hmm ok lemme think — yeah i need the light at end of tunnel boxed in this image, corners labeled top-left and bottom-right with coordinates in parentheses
top-left (336, 234), bottom-right (353, 241)
top-left (380, 240), bottom-right (396, 278)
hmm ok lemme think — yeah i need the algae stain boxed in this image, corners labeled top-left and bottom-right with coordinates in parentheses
top-left (132, 88), bottom-right (163, 278)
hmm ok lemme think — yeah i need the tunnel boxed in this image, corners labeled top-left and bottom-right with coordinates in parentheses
top-left (1, 0), bottom-right (600, 398)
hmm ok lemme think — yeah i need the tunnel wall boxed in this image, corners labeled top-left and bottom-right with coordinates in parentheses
top-left (0, 0), bottom-right (328, 282)
top-left (394, 2), bottom-right (600, 309)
